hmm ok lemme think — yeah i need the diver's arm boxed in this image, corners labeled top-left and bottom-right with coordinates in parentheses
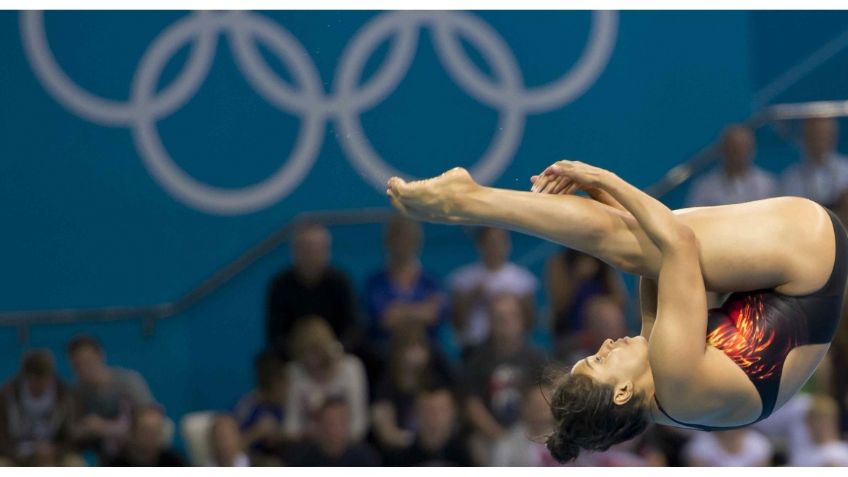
top-left (639, 277), bottom-right (658, 339)
top-left (547, 161), bottom-right (710, 382)
top-left (531, 171), bottom-right (628, 212)
top-left (647, 228), bottom-right (709, 384)
top-left (541, 161), bottom-right (689, 252)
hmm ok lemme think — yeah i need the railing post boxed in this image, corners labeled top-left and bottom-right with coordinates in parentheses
top-left (16, 325), bottom-right (29, 345)
top-left (143, 316), bottom-right (156, 338)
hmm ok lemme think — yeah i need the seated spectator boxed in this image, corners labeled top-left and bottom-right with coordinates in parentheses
top-left (284, 316), bottom-right (368, 442)
top-left (266, 221), bottom-right (360, 358)
top-left (233, 351), bottom-right (288, 465)
top-left (751, 393), bottom-right (813, 466)
top-left (546, 248), bottom-right (628, 339)
top-left (780, 117), bottom-right (848, 206)
top-left (107, 405), bottom-right (184, 466)
top-left (371, 325), bottom-right (454, 451)
top-left (683, 428), bottom-right (773, 466)
top-left (685, 124), bottom-right (777, 207)
top-left (384, 386), bottom-right (472, 466)
top-left (828, 253), bottom-right (848, 433)
top-left (450, 227), bottom-right (538, 351)
top-left (635, 425), bottom-right (691, 467)
top-left (285, 398), bottom-right (380, 466)
top-left (556, 295), bottom-right (628, 363)
top-left (208, 414), bottom-right (250, 467)
top-left (492, 384), bottom-right (558, 466)
top-left (462, 293), bottom-right (547, 465)
top-left (794, 394), bottom-right (848, 466)
top-left (66, 335), bottom-right (156, 459)
top-left (364, 215), bottom-right (445, 351)
top-left (573, 439), bottom-right (654, 467)
top-left (0, 349), bottom-right (81, 466)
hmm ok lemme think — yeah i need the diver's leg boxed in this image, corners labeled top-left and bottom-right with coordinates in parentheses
top-left (388, 168), bottom-right (833, 294)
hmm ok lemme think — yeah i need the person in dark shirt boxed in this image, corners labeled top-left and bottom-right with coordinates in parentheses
top-left (546, 248), bottom-right (628, 339)
top-left (462, 293), bottom-right (547, 464)
top-left (371, 325), bottom-right (454, 451)
top-left (0, 350), bottom-right (81, 466)
top-left (266, 222), bottom-right (360, 358)
top-left (107, 405), bottom-right (184, 467)
top-left (285, 398), bottom-right (379, 466)
top-left (385, 387), bottom-right (472, 466)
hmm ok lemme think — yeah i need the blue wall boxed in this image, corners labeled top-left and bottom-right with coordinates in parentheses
top-left (3, 10), bottom-right (844, 426)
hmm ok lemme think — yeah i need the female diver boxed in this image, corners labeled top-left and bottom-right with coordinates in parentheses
top-left (385, 161), bottom-right (847, 462)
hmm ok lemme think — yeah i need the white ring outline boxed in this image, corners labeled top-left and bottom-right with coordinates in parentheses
top-left (20, 10), bottom-right (618, 215)
top-left (20, 11), bottom-right (220, 125)
top-left (131, 12), bottom-right (326, 215)
top-left (332, 11), bottom-right (526, 190)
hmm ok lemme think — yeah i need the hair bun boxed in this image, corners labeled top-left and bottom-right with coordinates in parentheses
top-left (546, 429), bottom-right (580, 463)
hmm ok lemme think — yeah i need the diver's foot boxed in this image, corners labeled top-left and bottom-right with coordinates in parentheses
top-left (386, 167), bottom-right (479, 224)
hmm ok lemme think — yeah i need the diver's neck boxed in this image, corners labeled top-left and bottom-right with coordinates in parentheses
top-left (640, 370), bottom-right (659, 423)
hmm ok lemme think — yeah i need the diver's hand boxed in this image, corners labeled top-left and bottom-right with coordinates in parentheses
top-left (530, 160), bottom-right (610, 194)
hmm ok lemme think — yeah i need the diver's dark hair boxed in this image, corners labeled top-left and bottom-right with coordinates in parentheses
top-left (546, 372), bottom-right (650, 463)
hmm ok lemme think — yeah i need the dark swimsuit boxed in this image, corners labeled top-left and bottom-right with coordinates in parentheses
top-left (655, 208), bottom-right (848, 431)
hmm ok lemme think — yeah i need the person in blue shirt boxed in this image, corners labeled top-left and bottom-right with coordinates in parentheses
top-left (363, 215), bottom-right (446, 351)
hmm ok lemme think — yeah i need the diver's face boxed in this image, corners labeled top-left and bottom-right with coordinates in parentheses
top-left (571, 336), bottom-right (650, 395)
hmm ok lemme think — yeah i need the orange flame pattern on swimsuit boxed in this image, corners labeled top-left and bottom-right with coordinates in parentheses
top-left (706, 294), bottom-right (791, 381)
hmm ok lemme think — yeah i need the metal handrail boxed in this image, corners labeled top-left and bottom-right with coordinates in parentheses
top-left (0, 208), bottom-right (398, 336)
top-left (646, 99), bottom-right (848, 197)
top-left (4, 99), bottom-right (848, 336)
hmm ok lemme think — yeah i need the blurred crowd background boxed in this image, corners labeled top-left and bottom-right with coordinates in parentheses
top-left (3, 117), bottom-right (848, 467)
top-left (3, 10), bottom-right (848, 467)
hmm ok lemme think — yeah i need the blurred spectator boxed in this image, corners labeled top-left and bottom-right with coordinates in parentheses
top-left (285, 398), bottom-right (380, 466)
top-left (371, 324), bottom-right (454, 451)
top-left (266, 222), bottom-right (360, 358)
top-left (557, 295), bottom-right (628, 363)
top-left (207, 414), bottom-right (250, 467)
top-left (450, 227), bottom-right (537, 351)
top-left (492, 384), bottom-right (558, 466)
top-left (685, 124), bottom-right (777, 207)
top-left (232, 351), bottom-right (288, 465)
top-left (751, 393), bottom-right (813, 466)
top-left (831, 250), bottom-right (848, 433)
top-left (107, 405), bottom-right (184, 466)
top-left (384, 387), bottom-right (472, 466)
top-left (284, 316), bottom-right (368, 442)
top-left (462, 293), bottom-right (547, 465)
top-left (573, 438), bottom-right (655, 467)
top-left (66, 335), bottom-right (155, 459)
top-left (780, 117), bottom-right (848, 206)
top-left (794, 394), bottom-right (848, 466)
top-left (546, 248), bottom-right (627, 339)
top-left (0, 349), bottom-right (81, 466)
top-left (364, 215), bottom-right (445, 351)
top-left (635, 425), bottom-right (689, 467)
top-left (683, 428), bottom-right (773, 466)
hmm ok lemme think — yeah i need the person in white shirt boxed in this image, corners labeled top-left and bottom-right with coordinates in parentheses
top-left (492, 383), bottom-right (559, 466)
top-left (449, 227), bottom-right (538, 350)
top-left (780, 117), bottom-right (848, 206)
top-left (683, 428), bottom-right (773, 466)
top-left (686, 124), bottom-right (777, 207)
top-left (207, 414), bottom-right (250, 467)
top-left (751, 393), bottom-right (813, 466)
top-left (794, 394), bottom-right (848, 466)
top-left (283, 316), bottom-right (369, 442)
